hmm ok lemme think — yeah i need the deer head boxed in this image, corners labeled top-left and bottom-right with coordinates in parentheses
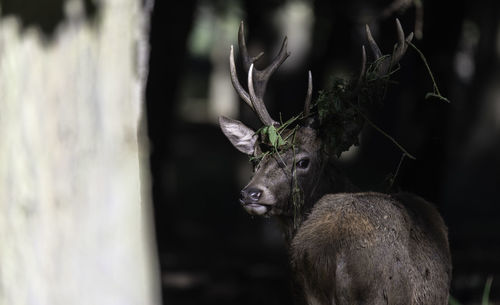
top-left (219, 20), bottom-right (413, 225)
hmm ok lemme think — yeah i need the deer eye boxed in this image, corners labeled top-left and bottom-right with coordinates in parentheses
top-left (296, 158), bottom-right (310, 169)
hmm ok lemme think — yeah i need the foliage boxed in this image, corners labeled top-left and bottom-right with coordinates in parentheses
top-left (249, 113), bottom-right (303, 165)
top-left (316, 55), bottom-right (397, 158)
top-left (316, 77), bottom-right (364, 157)
top-left (449, 276), bottom-right (494, 305)
top-left (316, 42), bottom-right (449, 162)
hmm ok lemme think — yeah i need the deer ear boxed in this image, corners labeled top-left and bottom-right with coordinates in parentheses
top-left (219, 116), bottom-right (257, 155)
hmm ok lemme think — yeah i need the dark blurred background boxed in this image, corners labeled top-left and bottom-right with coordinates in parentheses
top-left (2, 0), bottom-right (499, 304)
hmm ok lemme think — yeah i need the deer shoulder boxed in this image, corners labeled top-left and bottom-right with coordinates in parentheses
top-left (291, 192), bottom-right (451, 305)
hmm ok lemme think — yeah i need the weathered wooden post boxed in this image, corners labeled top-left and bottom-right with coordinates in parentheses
top-left (0, 1), bottom-right (160, 304)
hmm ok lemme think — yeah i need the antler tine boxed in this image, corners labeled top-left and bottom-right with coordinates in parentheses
top-left (248, 64), bottom-right (278, 126)
top-left (238, 21), bottom-right (290, 96)
top-left (365, 24), bottom-right (382, 60)
top-left (238, 21), bottom-right (264, 71)
top-left (396, 18), bottom-right (405, 46)
top-left (390, 19), bottom-right (414, 66)
top-left (230, 45), bottom-right (253, 110)
top-left (357, 45), bottom-right (367, 87)
top-left (364, 19), bottom-right (414, 77)
top-left (304, 71), bottom-right (313, 117)
top-left (254, 37), bottom-right (290, 89)
top-left (233, 21), bottom-right (290, 126)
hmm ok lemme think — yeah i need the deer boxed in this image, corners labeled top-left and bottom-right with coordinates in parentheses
top-left (219, 20), bottom-right (452, 305)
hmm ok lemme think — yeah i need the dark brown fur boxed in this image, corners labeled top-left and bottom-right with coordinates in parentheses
top-left (291, 192), bottom-right (451, 305)
top-left (220, 121), bottom-right (452, 305)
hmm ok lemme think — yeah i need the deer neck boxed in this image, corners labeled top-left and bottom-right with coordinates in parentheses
top-left (277, 160), bottom-right (357, 243)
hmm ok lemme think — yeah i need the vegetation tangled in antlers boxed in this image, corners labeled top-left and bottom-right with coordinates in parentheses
top-left (252, 22), bottom-right (448, 164)
top-left (316, 54), bottom-right (403, 159)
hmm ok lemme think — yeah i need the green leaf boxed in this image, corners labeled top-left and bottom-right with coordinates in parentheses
top-left (260, 126), bottom-right (269, 137)
top-left (268, 125), bottom-right (278, 147)
top-left (481, 276), bottom-right (493, 305)
top-left (277, 136), bottom-right (286, 147)
top-left (449, 295), bottom-right (462, 305)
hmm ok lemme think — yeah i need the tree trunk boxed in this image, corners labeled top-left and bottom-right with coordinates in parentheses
top-left (0, 1), bottom-right (160, 304)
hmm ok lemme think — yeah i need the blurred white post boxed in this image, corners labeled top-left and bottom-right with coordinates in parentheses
top-left (0, 0), bottom-right (160, 304)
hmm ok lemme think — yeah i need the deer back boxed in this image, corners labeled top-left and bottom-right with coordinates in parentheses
top-left (291, 192), bottom-right (451, 305)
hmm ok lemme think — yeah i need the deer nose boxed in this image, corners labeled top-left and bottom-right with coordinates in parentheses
top-left (240, 188), bottom-right (262, 203)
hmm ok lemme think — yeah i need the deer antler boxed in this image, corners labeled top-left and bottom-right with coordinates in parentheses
top-left (229, 21), bottom-right (291, 126)
top-left (303, 71), bottom-right (313, 117)
top-left (358, 19), bottom-right (414, 84)
top-left (318, 19), bottom-right (414, 157)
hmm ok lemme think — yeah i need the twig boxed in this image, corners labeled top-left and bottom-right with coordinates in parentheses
top-left (407, 41), bottom-right (451, 103)
top-left (388, 153), bottom-right (406, 190)
top-left (360, 112), bottom-right (416, 160)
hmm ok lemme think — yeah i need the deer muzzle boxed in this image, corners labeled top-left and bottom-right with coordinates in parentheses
top-left (239, 186), bottom-right (274, 216)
